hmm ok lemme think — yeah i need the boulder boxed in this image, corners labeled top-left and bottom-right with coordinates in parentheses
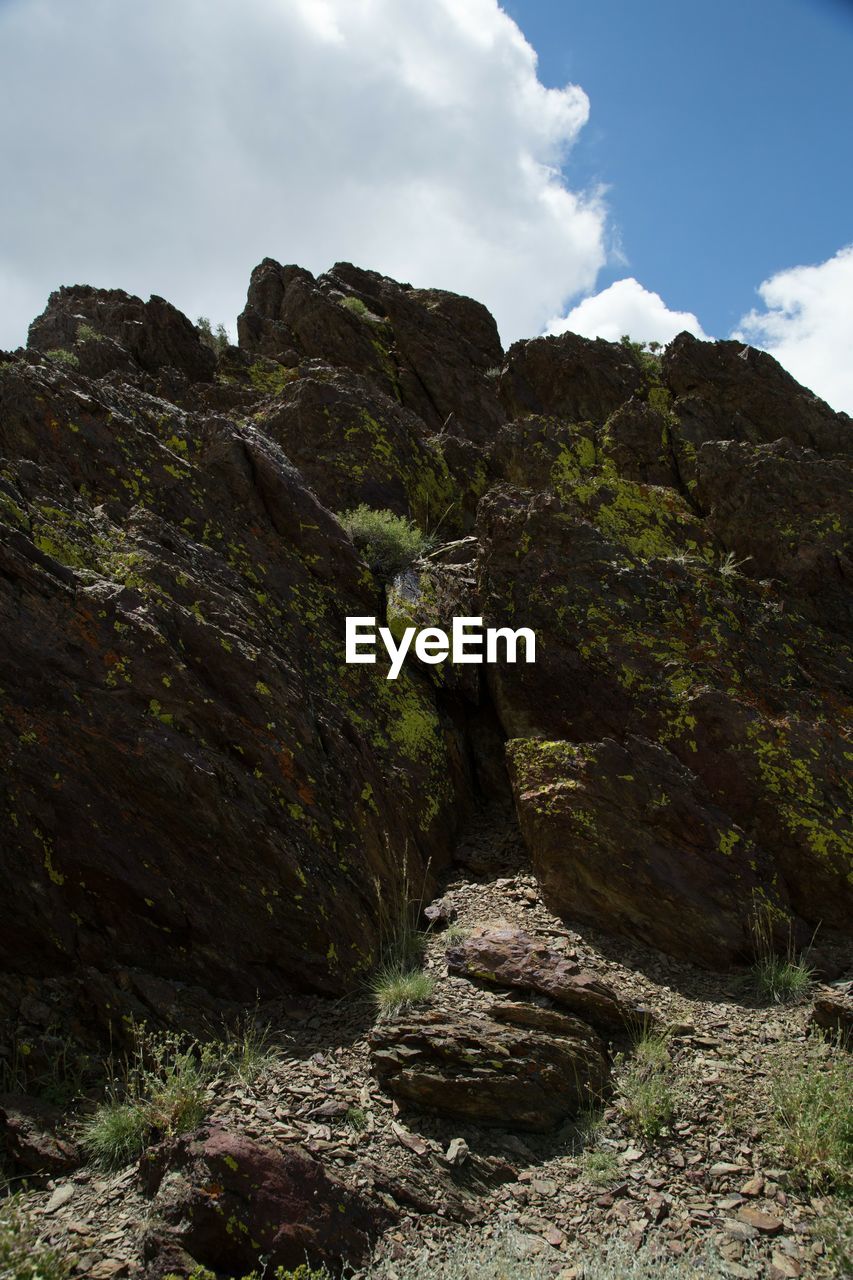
top-left (369, 1008), bottom-right (609, 1131)
top-left (506, 736), bottom-right (778, 966)
top-left (445, 927), bottom-right (651, 1033)
top-left (140, 1125), bottom-right (387, 1274)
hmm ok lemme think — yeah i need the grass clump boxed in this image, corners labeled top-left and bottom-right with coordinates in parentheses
top-left (371, 963), bottom-right (435, 1017)
top-left (749, 902), bottom-right (814, 1005)
top-left (341, 505), bottom-right (433, 581)
top-left (0, 1194), bottom-right (71, 1280)
top-left (769, 1036), bottom-right (853, 1196)
top-left (45, 348), bottom-right (79, 370)
top-left (339, 294), bottom-right (370, 319)
top-left (80, 1022), bottom-right (219, 1169)
top-left (579, 1147), bottom-right (620, 1185)
top-left (223, 1015), bottom-right (281, 1085)
top-left (616, 1028), bottom-right (676, 1139)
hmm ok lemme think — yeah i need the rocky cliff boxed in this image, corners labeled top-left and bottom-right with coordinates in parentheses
top-left (1, 261), bottom-right (851, 1033)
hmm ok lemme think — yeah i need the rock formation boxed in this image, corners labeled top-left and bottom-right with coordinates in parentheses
top-left (1, 259), bottom-right (850, 1033)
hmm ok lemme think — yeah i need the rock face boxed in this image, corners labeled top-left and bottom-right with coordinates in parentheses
top-left (369, 1009), bottom-right (609, 1131)
top-left (810, 982), bottom-right (853, 1047)
top-left (27, 285), bottom-right (216, 383)
top-left (2, 261), bottom-right (851, 1028)
top-left (445, 928), bottom-right (650, 1033)
top-left (140, 1125), bottom-right (387, 1274)
top-left (1, 331), bottom-right (468, 1013)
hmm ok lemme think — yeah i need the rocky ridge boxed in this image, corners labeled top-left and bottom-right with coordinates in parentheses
top-left (0, 260), bottom-right (850, 1277)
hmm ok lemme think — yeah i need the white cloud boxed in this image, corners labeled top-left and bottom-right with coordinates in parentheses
top-left (0, 0), bottom-right (607, 350)
top-left (735, 246), bottom-right (853, 415)
top-left (546, 277), bottom-right (708, 344)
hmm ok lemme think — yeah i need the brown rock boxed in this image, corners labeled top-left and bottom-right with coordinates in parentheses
top-left (446, 928), bottom-right (651, 1034)
top-left (369, 1009), bottom-right (609, 1131)
top-left (140, 1124), bottom-right (388, 1274)
top-left (737, 1206), bottom-right (784, 1234)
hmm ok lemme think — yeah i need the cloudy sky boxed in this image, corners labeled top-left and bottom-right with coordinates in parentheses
top-left (0, 0), bottom-right (851, 411)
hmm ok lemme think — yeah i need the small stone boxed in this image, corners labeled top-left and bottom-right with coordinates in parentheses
top-left (544, 1225), bottom-right (566, 1247)
top-left (740, 1174), bottom-right (764, 1197)
top-left (44, 1184), bottom-right (74, 1214)
top-left (710, 1161), bottom-right (745, 1178)
top-left (445, 1138), bottom-right (469, 1166)
top-left (737, 1206), bottom-right (784, 1234)
top-left (770, 1252), bottom-right (801, 1278)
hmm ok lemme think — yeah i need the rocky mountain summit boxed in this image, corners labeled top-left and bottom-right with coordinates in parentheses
top-left (0, 261), bottom-right (850, 1278)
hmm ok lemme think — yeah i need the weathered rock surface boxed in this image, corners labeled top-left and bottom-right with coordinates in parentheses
top-left (445, 927), bottom-right (651, 1033)
top-left (0, 344), bottom-right (466, 1011)
top-left (369, 1008), bottom-right (609, 1130)
top-left (0, 1093), bottom-right (79, 1175)
top-left (28, 285), bottom-right (216, 383)
top-left (238, 258), bottom-right (505, 441)
top-left (140, 1125), bottom-right (387, 1274)
top-left (3, 259), bottom-right (851, 1014)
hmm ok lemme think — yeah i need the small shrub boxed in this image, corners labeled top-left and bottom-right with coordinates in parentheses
top-left (580, 1147), bottom-right (620, 1185)
top-left (0, 1194), bottom-right (71, 1280)
top-left (75, 322), bottom-right (104, 344)
top-left (371, 964), bottom-right (435, 1017)
top-left (719, 549), bottom-right (751, 578)
top-left (568, 1236), bottom-right (732, 1280)
top-left (770, 1036), bottom-right (853, 1195)
top-left (45, 348), bottom-right (79, 369)
top-left (346, 1105), bottom-right (367, 1131)
top-left (80, 1099), bottom-right (150, 1168)
top-left (196, 315), bottom-right (230, 354)
top-left (443, 922), bottom-right (470, 947)
top-left (484, 365), bottom-right (502, 380)
top-left (749, 902), bottom-right (813, 1004)
top-left (223, 1015), bottom-right (281, 1085)
top-left (81, 1023), bottom-right (219, 1169)
top-left (339, 295), bottom-right (370, 319)
top-left (617, 1028), bottom-right (676, 1139)
top-left (340, 505), bottom-right (433, 581)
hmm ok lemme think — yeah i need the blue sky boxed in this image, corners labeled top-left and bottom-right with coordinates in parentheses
top-left (0, 0), bottom-right (851, 409)
top-left (504, 0), bottom-right (853, 337)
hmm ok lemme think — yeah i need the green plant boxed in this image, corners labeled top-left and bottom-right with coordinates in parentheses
top-left (443, 922), bottom-right (470, 946)
top-left (81, 1022), bottom-right (219, 1169)
top-left (484, 365), bottom-right (502, 380)
top-left (339, 294), bottom-right (370, 319)
top-left (196, 315), bottom-right (230, 354)
top-left (75, 322), bottom-right (104, 344)
top-left (371, 963), bottom-right (435, 1017)
top-left (223, 1014), bottom-right (281, 1085)
top-left (346, 1105), bottom-right (367, 1131)
top-left (616, 1028), bottom-right (676, 1139)
top-left (45, 348), bottom-right (80, 369)
top-left (0, 1194), bottom-right (71, 1280)
top-left (579, 1147), bottom-right (620, 1185)
top-left (567, 1237), bottom-right (733, 1280)
top-left (340, 505), bottom-right (433, 581)
top-left (749, 901), bottom-right (814, 1004)
top-left (770, 1036), bottom-right (853, 1195)
top-left (719, 549), bottom-right (751, 578)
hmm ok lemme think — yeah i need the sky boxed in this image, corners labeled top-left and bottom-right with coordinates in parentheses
top-left (0, 0), bottom-right (851, 411)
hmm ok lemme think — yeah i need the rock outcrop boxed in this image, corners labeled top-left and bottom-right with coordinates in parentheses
top-left (1, 261), bottom-right (851, 1042)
